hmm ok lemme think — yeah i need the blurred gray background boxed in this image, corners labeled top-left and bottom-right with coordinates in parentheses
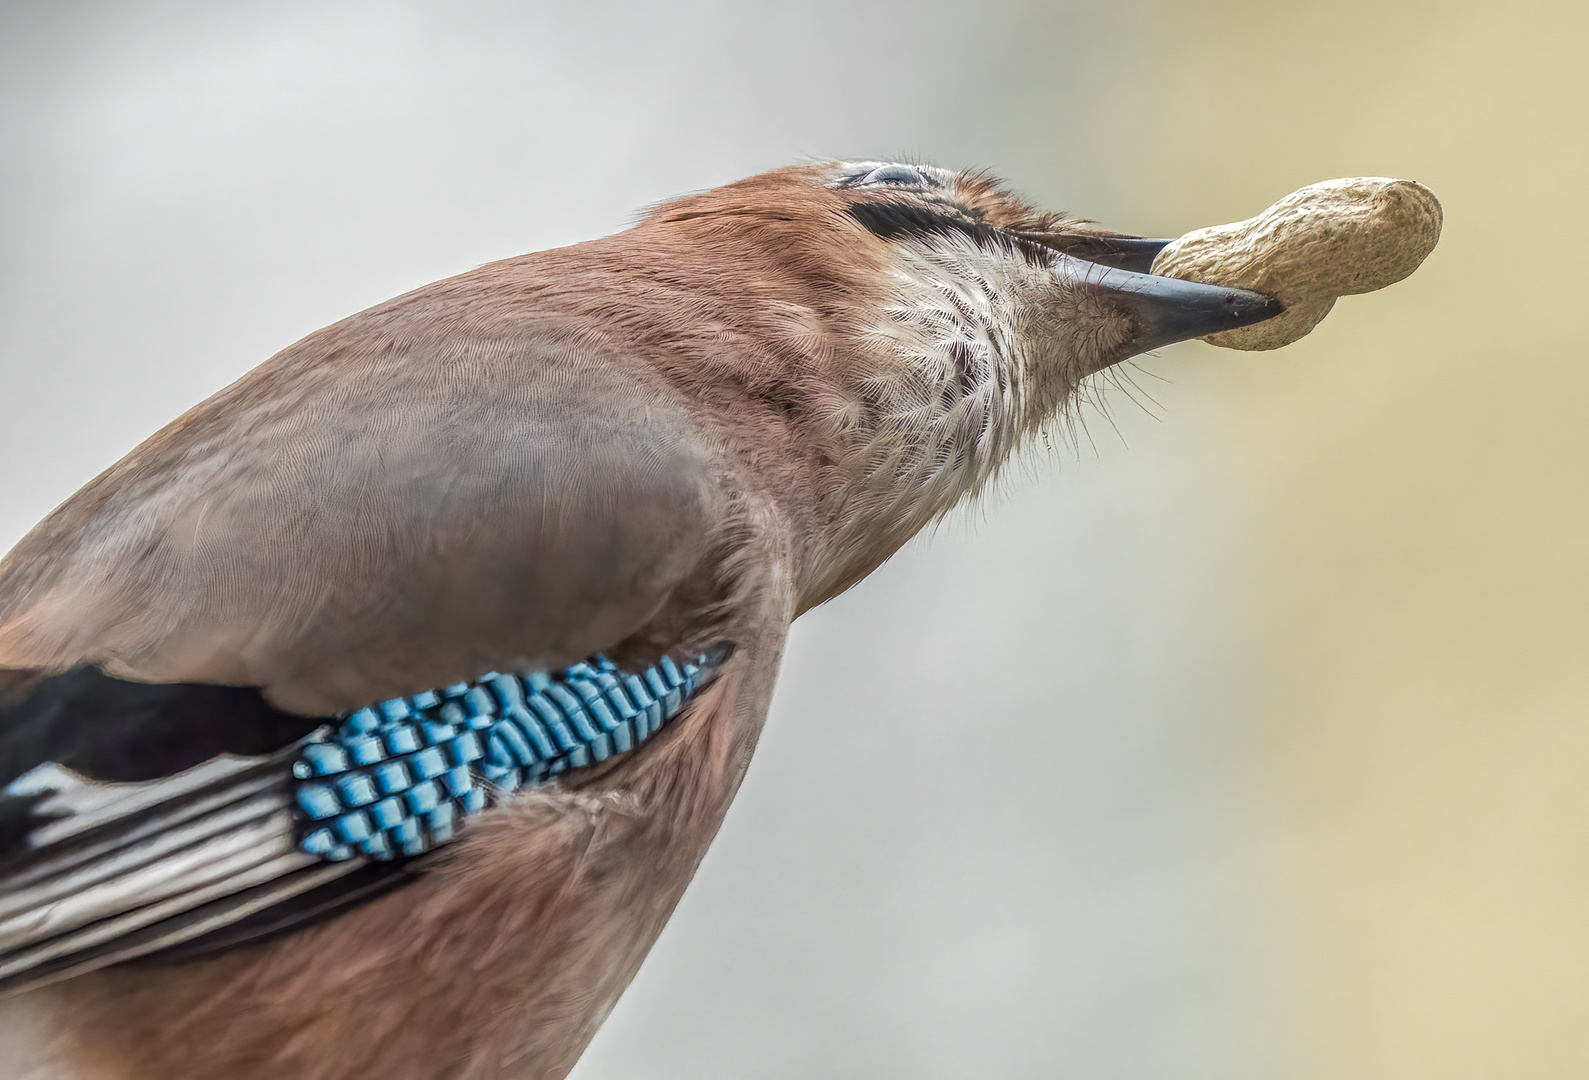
top-left (3, 2), bottom-right (1479, 1077)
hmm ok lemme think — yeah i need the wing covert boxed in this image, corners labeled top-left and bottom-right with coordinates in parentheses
top-left (0, 322), bottom-right (722, 715)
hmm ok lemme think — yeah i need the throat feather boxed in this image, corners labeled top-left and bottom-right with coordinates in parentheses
top-left (851, 235), bottom-right (1038, 528)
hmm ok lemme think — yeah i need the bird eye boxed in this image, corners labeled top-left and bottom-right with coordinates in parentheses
top-left (857, 164), bottom-right (931, 188)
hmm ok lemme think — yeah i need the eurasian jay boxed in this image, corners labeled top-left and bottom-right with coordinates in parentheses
top-left (0, 161), bottom-right (1278, 1079)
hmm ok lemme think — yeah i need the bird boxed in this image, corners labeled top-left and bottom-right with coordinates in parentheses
top-left (0, 160), bottom-right (1279, 1080)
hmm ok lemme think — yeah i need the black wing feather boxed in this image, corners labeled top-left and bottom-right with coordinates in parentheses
top-left (0, 666), bottom-right (322, 788)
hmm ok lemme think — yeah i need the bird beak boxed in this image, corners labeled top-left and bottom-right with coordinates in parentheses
top-left (1017, 232), bottom-right (1172, 273)
top-left (1062, 256), bottom-right (1284, 357)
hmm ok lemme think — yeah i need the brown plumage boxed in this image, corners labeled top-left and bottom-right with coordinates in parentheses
top-left (0, 161), bottom-right (1278, 1079)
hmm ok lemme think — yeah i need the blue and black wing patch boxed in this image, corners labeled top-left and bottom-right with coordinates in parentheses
top-left (289, 655), bottom-right (713, 862)
top-left (0, 651), bottom-right (722, 996)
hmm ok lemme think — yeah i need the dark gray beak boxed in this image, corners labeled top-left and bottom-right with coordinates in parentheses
top-left (1037, 237), bottom-right (1283, 357)
top-left (1016, 232), bottom-right (1173, 273)
top-left (1045, 252), bottom-right (1281, 358)
top-left (1094, 265), bottom-right (1283, 354)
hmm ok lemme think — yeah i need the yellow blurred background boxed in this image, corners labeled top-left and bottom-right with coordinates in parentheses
top-left (0, 2), bottom-right (1584, 1077)
top-left (1043, 2), bottom-right (1589, 1076)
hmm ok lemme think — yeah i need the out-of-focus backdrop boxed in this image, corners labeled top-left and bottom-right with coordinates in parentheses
top-left (1, 2), bottom-right (1583, 1077)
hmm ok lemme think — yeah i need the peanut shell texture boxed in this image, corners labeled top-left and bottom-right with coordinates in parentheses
top-left (1150, 177), bottom-right (1443, 351)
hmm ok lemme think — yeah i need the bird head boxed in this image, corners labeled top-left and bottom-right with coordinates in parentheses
top-left (533, 161), bottom-right (1280, 607)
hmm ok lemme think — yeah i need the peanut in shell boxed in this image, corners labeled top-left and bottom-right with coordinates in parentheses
top-left (1150, 177), bottom-right (1443, 351)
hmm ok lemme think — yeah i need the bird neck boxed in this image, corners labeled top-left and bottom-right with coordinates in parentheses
top-left (513, 221), bottom-right (1043, 611)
